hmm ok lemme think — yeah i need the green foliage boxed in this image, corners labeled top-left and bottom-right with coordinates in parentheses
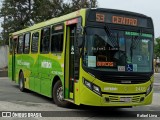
top-left (0, 0), bottom-right (32, 44)
top-left (0, 0), bottom-right (98, 44)
top-left (0, 36), bottom-right (5, 46)
top-left (0, 40), bottom-right (3, 46)
top-left (154, 37), bottom-right (160, 58)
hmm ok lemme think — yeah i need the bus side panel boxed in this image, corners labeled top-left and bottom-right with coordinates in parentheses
top-left (8, 54), bottom-right (12, 80)
top-left (29, 64), bottom-right (35, 91)
top-left (8, 38), bottom-right (11, 80)
top-left (50, 53), bottom-right (65, 98)
top-left (21, 55), bottom-right (33, 90)
top-left (38, 54), bottom-right (51, 96)
top-left (15, 54), bottom-right (22, 83)
top-left (33, 55), bottom-right (41, 93)
top-left (38, 54), bottom-right (64, 97)
top-left (8, 38), bottom-right (17, 81)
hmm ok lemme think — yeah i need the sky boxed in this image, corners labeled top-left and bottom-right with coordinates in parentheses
top-left (0, 0), bottom-right (159, 37)
top-left (98, 0), bottom-right (160, 38)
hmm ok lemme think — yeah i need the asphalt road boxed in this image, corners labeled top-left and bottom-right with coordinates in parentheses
top-left (0, 75), bottom-right (160, 120)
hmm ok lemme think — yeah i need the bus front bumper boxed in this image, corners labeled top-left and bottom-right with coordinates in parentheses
top-left (80, 86), bottom-right (153, 107)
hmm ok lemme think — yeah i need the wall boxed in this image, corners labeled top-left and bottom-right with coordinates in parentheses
top-left (0, 45), bottom-right (8, 68)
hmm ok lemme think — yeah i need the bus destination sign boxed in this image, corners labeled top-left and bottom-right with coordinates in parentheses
top-left (112, 15), bottom-right (137, 26)
top-left (96, 13), bottom-right (138, 26)
top-left (88, 11), bottom-right (150, 28)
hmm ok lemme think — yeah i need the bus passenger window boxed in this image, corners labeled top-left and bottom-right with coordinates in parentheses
top-left (51, 25), bottom-right (64, 52)
top-left (40, 27), bottom-right (50, 53)
top-left (17, 35), bottom-right (24, 54)
top-left (51, 34), bottom-right (63, 52)
top-left (31, 32), bottom-right (39, 53)
top-left (24, 33), bottom-right (30, 54)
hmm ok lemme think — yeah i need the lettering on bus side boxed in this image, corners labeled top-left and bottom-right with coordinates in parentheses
top-left (104, 87), bottom-right (118, 91)
top-left (112, 16), bottom-right (137, 26)
top-left (17, 60), bottom-right (30, 68)
top-left (41, 61), bottom-right (52, 68)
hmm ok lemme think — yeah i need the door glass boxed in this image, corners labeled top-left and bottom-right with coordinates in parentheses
top-left (69, 26), bottom-right (76, 93)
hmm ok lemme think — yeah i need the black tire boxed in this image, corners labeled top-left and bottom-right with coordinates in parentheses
top-left (53, 80), bottom-right (70, 107)
top-left (19, 72), bottom-right (25, 92)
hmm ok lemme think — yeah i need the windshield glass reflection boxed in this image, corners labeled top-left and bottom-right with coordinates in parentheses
top-left (82, 27), bottom-right (153, 72)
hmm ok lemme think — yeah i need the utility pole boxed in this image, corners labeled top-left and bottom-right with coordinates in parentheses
top-left (90, 0), bottom-right (93, 8)
top-left (2, 1), bottom-right (6, 45)
top-left (3, 14), bottom-right (6, 45)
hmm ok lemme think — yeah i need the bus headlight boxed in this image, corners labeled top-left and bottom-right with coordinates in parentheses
top-left (84, 79), bottom-right (92, 89)
top-left (146, 83), bottom-right (153, 96)
top-left (83, 78), bottom-right (102, 96)
top-left (93, 84), bottom-right (101, 95)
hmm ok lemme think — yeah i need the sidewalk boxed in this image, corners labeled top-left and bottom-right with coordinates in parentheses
top-left (154, 67), bottom-right (160, 73)
top-left (154, 83), bottom-right (160, 86)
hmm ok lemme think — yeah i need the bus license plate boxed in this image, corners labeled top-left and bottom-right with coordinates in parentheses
top-left (120, 97), bottom-right (132, 102)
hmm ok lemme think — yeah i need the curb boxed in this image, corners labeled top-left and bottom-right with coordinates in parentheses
top-left (0, 77), bottom-right (8, 79)
top-left (153, 83), bottom-right (160, 86)
top-left (154, 73), bottom-right (160, 74)
top-left (0, 71), bottom-right (8, 77)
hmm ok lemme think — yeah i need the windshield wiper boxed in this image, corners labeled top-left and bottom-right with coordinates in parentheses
top-left (131, 36), bottom-right (141, 49)
top-left (130, 30), bottom-right (141, 62)
top-left (131, 30), bottom-right (142, 49)
top-left (104, 25), bottom-right (118, 48)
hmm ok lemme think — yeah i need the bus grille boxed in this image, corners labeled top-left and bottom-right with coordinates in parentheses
top-left (99, 75), bottom-right (150, 84)
top-left (106, 96), bottom-right (141, 103)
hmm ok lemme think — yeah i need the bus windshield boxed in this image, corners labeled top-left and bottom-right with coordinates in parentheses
top-left (82, 27), bottom-right (153, 72)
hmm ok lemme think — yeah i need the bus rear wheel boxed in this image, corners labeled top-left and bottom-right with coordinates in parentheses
top-left (53, 80), bottom-right (70, 107)
top-left (19, 72), bottom-right (25, 92)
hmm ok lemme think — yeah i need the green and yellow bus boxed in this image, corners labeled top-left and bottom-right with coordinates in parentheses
top-left (8, 8), bottom-right (154, 107)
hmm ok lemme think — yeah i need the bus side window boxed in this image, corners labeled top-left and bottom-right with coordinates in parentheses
top-left (40, 27), bottom-right (50, 53)
top-left (31, 32), bottom-right (39, 53)
top-left (24, 33), bottom-right (30, 54)
top-left (51, 25), bottom-right (64, 52)
top-left (17, 35), bottom-right (24, 54)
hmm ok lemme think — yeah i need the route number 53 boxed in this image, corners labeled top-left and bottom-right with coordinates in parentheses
top-left (96, 13), bottom-right (105, 22)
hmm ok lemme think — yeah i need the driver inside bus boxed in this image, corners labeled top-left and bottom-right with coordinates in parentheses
top-left (114, 38), bottom-right (126, 65)
top-left (93, 36), bottom-right (107, 61)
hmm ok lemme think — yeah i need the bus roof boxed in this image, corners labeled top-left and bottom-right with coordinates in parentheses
top-left (11, 9), bottom-right (86, 36)
top-left (11, 8), bottom-right (151, 36)
top-left (89, 8), bottom-right (150, 18)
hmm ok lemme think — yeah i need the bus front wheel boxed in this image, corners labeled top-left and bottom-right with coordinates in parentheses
top-left (53, 80), bottom-right (70, 107)
top-left (19, 72), bottom-right (25, 92)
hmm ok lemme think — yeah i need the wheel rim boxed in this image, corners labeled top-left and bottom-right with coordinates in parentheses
top-left (56, 86), bottom-right (64, 102)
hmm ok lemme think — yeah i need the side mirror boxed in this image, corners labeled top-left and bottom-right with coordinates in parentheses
top-left (77, 35), bottom-right (84, 48)
top-left (76, 26), bottom-right (84, 48)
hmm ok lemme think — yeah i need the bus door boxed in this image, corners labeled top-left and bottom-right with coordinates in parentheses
top-left (65, 18), bottom-right (81, 100)
top-left (12, 36), bottom-right (18, 81)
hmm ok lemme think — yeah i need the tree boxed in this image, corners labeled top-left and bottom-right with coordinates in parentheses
top-left (0, 0), bottom-right (98, 44)
top-left (154, 37), bottom-right (160, 58)
top-left (31, 0), bottom-right (54, 23)
top-left (0, 0), bottom-right (33, 44)
top-left (32, 0), bottom-right (98, 21)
